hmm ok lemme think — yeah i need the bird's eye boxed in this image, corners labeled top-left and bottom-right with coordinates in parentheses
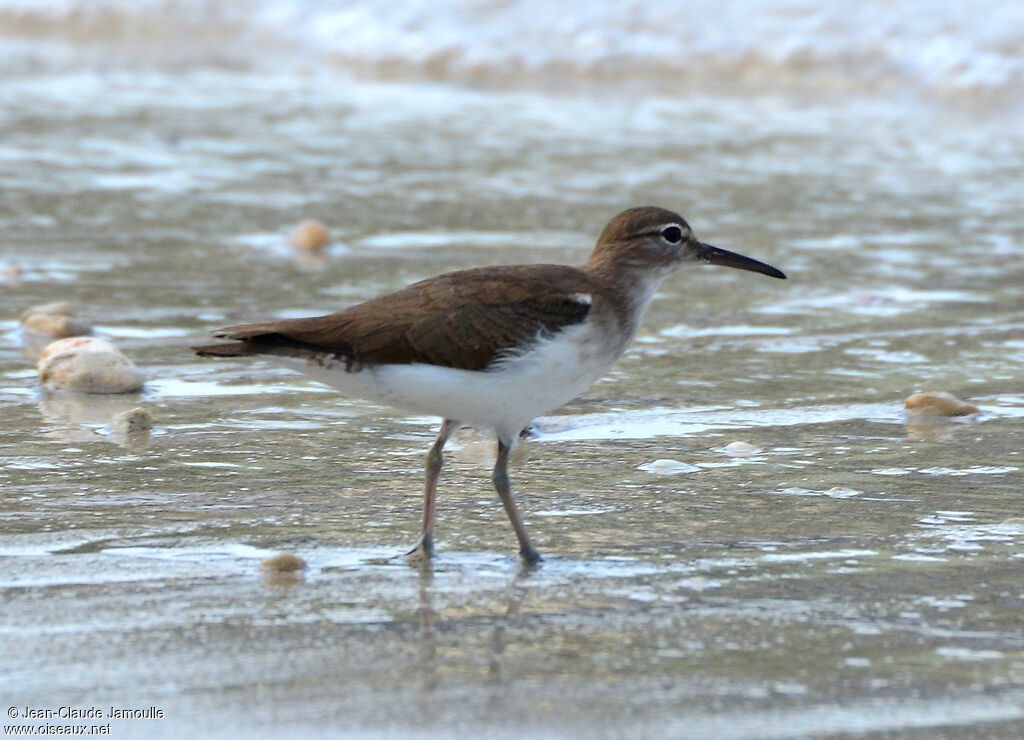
top-left (661, 226), bottom-right (683, 244)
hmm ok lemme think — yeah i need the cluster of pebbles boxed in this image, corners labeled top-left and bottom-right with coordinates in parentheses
top-left (10, 219), bottom-right (327, 575)
top-left (15, 301), bottom-right (309, 576)
top-left (17, 301), bottom-right (150, 440)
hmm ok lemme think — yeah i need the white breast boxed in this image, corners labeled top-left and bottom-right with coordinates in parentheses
top-left (269, 321), bottom-right (623, 440)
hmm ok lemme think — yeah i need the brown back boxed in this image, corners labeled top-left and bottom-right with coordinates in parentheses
top-left (196, 264), bottom-right (596, 371)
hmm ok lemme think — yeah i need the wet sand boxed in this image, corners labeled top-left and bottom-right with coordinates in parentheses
top-left (2, 69), bottom-right (1024, 737)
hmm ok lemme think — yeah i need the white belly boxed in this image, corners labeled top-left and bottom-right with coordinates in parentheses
top-left (269, 323), bottom-right (620, 440)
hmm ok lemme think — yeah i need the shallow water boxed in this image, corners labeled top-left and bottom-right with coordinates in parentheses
top-left (3, 4), bottom-right (1024, 738)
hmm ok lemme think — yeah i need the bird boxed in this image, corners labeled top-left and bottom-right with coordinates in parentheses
top-left (193, 206), bottom-right (786, 564)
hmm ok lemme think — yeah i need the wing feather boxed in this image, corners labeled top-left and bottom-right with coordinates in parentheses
top-left (193, 264), bottom-right (595, 371)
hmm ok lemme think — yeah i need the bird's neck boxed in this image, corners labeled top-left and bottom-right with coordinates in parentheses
top-left (583, 256), bottom-right (673, 347)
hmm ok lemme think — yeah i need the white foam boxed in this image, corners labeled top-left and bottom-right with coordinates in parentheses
top-left (146, 377), bottom-right (332, 398)
top-left (2, 0), bottom-right (1022, 104)
top-left (534, 507), bottom-right (615, 517)
top-left (760, 549), bottom-right (877, 563)
top-left (534, 401), bottom-right (901, 443)
top-left (935, 646), bottom-right (1005, 661)
top-left (637, 459), bottom-right (699, 475)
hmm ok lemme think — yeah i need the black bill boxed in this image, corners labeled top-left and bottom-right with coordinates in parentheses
top-left (698, 242), bottom-right (787, 280)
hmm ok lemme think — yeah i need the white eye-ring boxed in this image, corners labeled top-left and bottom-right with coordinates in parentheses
top-left (660, 224), bottom-right (685, 244)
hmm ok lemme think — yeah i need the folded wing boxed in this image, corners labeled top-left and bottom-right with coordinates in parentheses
top-left (192, 264), bottom-right (595, 372)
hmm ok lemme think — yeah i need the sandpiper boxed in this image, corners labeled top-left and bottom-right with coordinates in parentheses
top-left (194, 207), bottom-right (785, 564)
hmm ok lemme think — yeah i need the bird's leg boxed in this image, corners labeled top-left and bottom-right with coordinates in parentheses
top-left (405, 419), bottom-right (458, 562)
top-left (493, 437), bottom-right (543, 565)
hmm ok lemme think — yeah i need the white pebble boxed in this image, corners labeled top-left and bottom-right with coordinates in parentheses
top-left (638, 459), bottom-right (699, 475)
top-left (37, 337), bottom-right (145, 394)
top-left (723, 441), bottom-right (761, 456)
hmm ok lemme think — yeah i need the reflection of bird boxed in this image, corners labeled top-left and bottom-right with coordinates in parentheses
top-left (194, 207), bottom-right (786, 563)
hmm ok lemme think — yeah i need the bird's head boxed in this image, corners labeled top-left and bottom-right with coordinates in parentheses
top-left (588, 206), bottom-right (786, 280)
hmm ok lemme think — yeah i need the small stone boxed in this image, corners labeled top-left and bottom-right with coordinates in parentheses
top-left (24, 300), bottom-right (74, 318)
top-left (261, 552), bottom-right (307, 573)
top-left (23, 314), bottom-right (93, 338)
top-left (37, 337), bottom-right (145, 394)
top-left (20, 301), bottom-right (93, 338)
top-left (723, 441), bottom-right (761, 456)
top-left (288, 220), bottom-right (331, 251)
top-left (109, 407), bottom-right (153, 435)
top-left (904, 391), bottom-right (979, 417)
top-left (38, 335), bottom-right (117, 366)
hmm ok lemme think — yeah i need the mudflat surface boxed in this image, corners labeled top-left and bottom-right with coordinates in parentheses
top-left (3, 12), bottom-right (1024, 737)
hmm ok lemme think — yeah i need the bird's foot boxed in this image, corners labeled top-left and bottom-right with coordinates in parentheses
top-left (519, 547), bottom-right (543, 567)
top-left (403, 535), bottom-right (434, 564)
